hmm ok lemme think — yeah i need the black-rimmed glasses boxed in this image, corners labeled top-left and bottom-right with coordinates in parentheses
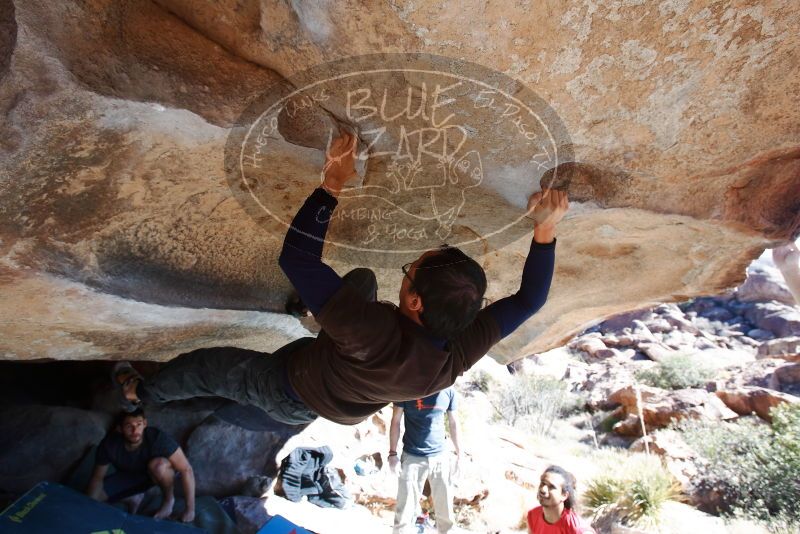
top-left (401, 262), bottom-right (415, 289)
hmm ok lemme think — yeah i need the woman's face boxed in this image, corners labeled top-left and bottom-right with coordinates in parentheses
top-left (537, 471), bottom-right (569, 508)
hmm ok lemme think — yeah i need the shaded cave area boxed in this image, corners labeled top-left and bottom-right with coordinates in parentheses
top-left (0, 359), bottom-right (301, 521)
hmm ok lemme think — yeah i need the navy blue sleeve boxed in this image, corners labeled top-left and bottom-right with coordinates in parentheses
top-left (150, 428), bottom-right (179, 459)
top-left (278, 187), bottom-right (344, 316)
top-left (485, 238), bottom-right (555, 338)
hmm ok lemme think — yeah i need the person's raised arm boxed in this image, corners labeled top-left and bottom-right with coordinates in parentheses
top-left (485, 189), bottom-right (569, 338)
top-left (278, 132), bottom-right (360, 315)
top-left (168, 447), bottom-right (196, 523)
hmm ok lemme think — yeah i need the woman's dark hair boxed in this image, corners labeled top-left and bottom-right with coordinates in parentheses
top-left (413, 247), bottom-right (487, 339)
top-left (544, 465), bottom-right (578, 510)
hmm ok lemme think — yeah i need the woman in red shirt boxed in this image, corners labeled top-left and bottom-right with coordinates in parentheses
top-left (527, 465), bottom-right (596, 534)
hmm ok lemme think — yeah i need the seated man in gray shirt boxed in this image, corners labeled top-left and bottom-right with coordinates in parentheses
top-left (86, 408), bottom-right (196, 523)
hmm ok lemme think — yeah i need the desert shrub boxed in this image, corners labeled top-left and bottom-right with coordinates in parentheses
top-left (676, 402), bottom-right (800, 532)
top-left (467, 369), bottom-right (496, 393)
top-left (583, 476), bottom-right (624, 514)
top-left (561, 390), bottom-right (590, 417)
top-left (584, 453), bottom-right (680, 529)
top-left (726, 509), bottom-right (799, 534)
top-left (597, 412), bottom-right (623, 433)
top-left (492, 375), bottom-right (579, 436)
top-left (635, 353), bottom-right (715, 390)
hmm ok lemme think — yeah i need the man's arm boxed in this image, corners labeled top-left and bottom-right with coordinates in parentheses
top-left (388, 405), bottom-right (403, 473)
top-left (447, 411), bottom-right (461, 455)
top-left (447, 410), bottom-right (462, 472)
top-left (168, 448), bottom-right (196, 523)
top-left (86, 464), bottom-right (109, 501)
top-left (447, 389), bottom-right (462, 476)
top-left (485, 189), bottom-right (568, 338)
top-left (278, 133), bottom-right (359, 316)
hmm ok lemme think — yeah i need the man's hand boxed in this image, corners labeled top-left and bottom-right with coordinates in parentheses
top-left (451, 452), bottom-right (462, 479)
top-left (527, 188), bottom-right (568, 226)
top-left (388, 454), bottom-right (400, 474)
top-left (180, 508), bottom-right (195, 523)
top-left (527, 188), bottom-right (569, 244)
top-left (322, 131), bottom-right (359, 197)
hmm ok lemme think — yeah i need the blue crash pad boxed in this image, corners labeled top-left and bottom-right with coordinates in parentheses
top-left (0, 481), bottom-right (205, 534)
top-left (256, 514), bottom-right (314, 534)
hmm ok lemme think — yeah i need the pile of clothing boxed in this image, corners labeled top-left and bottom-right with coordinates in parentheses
top-left (277, 446), bottom-right (351, 509)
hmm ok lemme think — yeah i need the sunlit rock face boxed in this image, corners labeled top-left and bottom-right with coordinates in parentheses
top-left (1, 0), bottom-right (798, 362)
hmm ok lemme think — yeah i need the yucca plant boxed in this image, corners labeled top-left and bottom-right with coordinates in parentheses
top-left (584, 453), bottom-right (680, 528)
top-left (621, 471), bottom-right (681, 525)
top-left (584, 476), bottom-right (624, 515)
